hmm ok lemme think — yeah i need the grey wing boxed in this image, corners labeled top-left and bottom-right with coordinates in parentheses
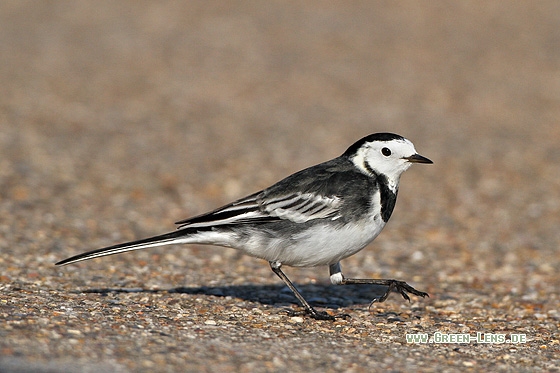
top-left (259, 192), bottom-right (342, 223)
top-left (175, 190), bottom-right (342, 229)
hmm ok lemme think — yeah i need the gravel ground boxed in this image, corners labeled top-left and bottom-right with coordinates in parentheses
top-left (1, 1), bottom-right (559, 372)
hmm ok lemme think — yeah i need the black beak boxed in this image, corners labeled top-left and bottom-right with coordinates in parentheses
top-left (405, 154), bottom-right (433, 164)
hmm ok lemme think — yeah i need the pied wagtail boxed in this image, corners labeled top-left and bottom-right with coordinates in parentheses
top-left (57, 132), bottom-right (433, 320)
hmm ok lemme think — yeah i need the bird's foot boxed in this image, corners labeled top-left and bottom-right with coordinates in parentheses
top-left (284, 307), bottom-right (350, 321)
top-left (369, 280), bottom-right (429, 308)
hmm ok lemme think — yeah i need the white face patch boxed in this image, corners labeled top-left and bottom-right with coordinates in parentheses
top-left (351, 138), bottom-right (418, 188)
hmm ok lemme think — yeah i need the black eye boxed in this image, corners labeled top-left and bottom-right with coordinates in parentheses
top-left (381, 147), bottom-right (391, 156)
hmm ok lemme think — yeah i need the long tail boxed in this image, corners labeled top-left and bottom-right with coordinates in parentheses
top-left (55, 230), bottom-right (191, 266)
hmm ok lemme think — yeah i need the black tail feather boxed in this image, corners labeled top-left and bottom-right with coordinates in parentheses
top-left (55, 229), bottom-right (189, 266)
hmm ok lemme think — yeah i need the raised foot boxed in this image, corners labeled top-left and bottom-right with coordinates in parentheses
top-left (370, 280), bottom-right (429, 306)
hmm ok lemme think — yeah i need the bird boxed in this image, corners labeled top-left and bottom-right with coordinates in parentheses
top-left (56, 132), bottom-right (433, 320)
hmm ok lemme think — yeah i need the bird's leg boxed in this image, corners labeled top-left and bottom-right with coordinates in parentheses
top-left (270, 261), bottom-right (343, 321)
top-left (329, 262), bottom-right (429, 307)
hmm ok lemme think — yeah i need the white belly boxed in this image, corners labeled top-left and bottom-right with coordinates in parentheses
top-left (228, 214), bottom-right (386, 267)
top-left (282, 221), bottom-right (385, 267)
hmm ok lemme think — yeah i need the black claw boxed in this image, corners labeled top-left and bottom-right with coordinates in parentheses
top-left (282, 308), bottom-right (306, 317)
top-left (310, 311), bottom-right (336, 321)
top-left (283, 307), bottom-right (349, 321)
top-left (400, 291), bottom-right (411, 302)
top-left (310, 310), bottom-right (351, 321)
top-left (369, 280), bottom-right (428, 308)
top-left (334, 313), bottom-right (351, 320)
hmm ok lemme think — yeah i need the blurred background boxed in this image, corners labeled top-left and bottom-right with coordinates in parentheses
top-left (1, 1), bottom-right (559, 371)
top-left (2, 0), bottom-right (558, 284)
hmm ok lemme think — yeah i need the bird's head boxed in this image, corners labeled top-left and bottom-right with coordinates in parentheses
top-left (343, 133), bottom-right (432, 185)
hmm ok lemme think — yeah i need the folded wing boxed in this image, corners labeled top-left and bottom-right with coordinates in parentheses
top-left (175, 191), bottom-right (342, 229)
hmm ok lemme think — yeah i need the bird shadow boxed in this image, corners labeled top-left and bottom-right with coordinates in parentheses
top-left (77, 282), bottom-right (394, 310)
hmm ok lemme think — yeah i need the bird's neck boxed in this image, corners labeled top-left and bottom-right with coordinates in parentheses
top-left (375, 172), bottom-right (399, 223)
top-left (385, 175), bottom-right (400, 194)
